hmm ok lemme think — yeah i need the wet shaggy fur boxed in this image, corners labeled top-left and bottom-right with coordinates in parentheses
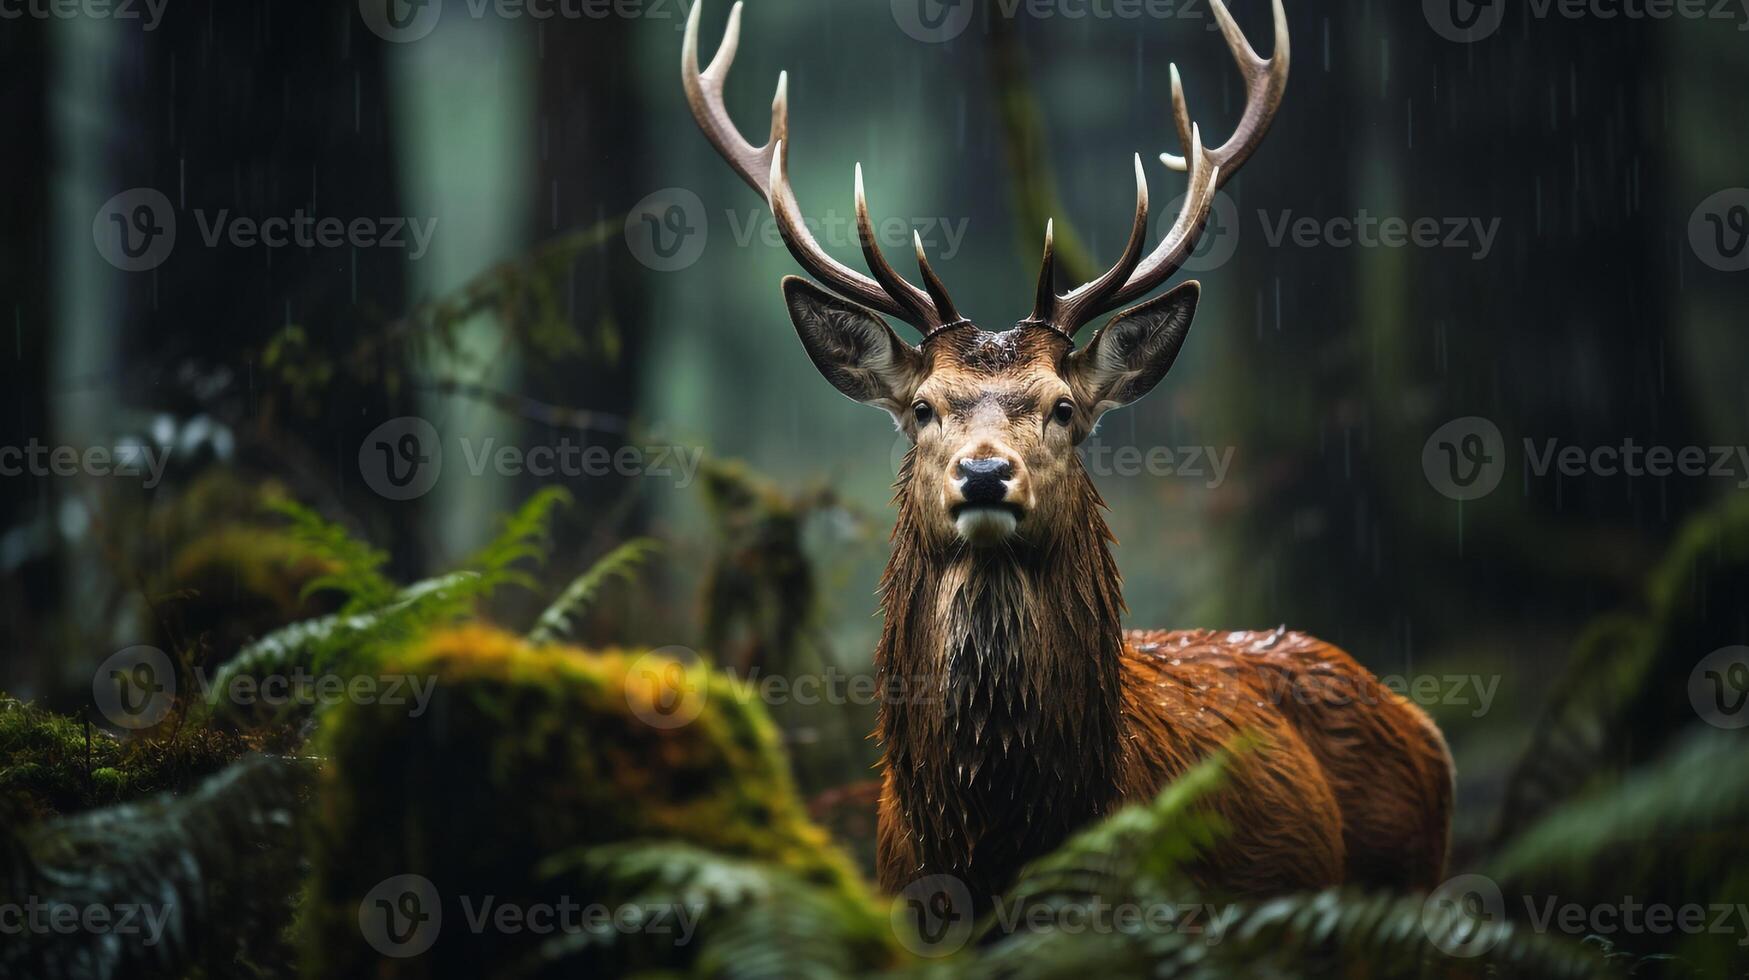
top-left (870, 325), bottom-right (1453, 908)
top-left (872, 469), bottom-right (1454, 904)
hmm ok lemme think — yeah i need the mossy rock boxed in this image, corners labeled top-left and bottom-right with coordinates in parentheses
top-left (143, 470), bottom-right (342, 663)
top-left (302, 625), bottom-right (892, 977)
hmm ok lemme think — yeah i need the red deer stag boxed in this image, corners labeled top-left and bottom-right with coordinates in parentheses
top-left (682, 0), bottom-right (1453, 905)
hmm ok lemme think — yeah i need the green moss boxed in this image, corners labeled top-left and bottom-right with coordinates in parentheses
top-left (302, 626), bottom-right (888, 977)
top-left (0, 696), bottom-right (246, 821)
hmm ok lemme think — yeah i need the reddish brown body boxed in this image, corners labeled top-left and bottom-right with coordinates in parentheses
top-left (875, 623), bottom-right (1453, 902)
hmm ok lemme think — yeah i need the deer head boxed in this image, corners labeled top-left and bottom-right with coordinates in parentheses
top-left (683, 1), bottom-right (1288, 548)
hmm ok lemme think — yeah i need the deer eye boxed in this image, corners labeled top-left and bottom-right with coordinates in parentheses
top-left (913, 401), bottom-right (934, 426)
top-left (1052, 399), bottom-right (1075, 426)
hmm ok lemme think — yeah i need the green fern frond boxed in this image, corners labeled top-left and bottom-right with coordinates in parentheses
top-left (968, 885), bottom-right (1608, 980)
top-left (206, 489), bottom-right (575, 723)
top-left (201, 572), bottom-right (480, 721)
top-left (998, 749), bottom-right (1231, 917)
top-left (465, 486), bottom-right (573, 592)
top-left (527, 538), bottom-right (661, 646)
top-left (1, 755), bottom-right (312, 980)
top-left (265, 498), bottom-right (396, 612)
top-left (1204, 887), bottom-right (1608, 980)
top-left (517, 840), bottom-right (893, 979)
top-left (1491, 727), bottom-right (1749, 887)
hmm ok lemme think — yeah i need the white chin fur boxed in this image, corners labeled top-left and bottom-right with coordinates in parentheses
top-left (954, 508), bottom-right (1019, 544)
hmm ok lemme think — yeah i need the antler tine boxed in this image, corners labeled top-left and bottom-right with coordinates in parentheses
top-left (1028, 219), bottom-right (1057, 324)
top-left (1163, 0), bottom-right (1290, 176)
top-left (684, 1), bottom-right (945, 331)
top-left (1044, 155), bottom-right (1152, 337)
top-left (1048, 0), bottom-right (1287, 334)
top-left (913, 231), bottom-right (963, 330)
top-left (853, 164), bottom-right (945, 330)
top-left (1099, 122), bottom-right (1219, 311)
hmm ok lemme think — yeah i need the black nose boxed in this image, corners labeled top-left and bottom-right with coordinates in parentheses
top-left (957, 458), bottom-right (1014, 505)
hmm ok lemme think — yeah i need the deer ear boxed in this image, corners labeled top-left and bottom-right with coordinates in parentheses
top-left (784, 276), bottom-right (925, 422)
top-left (1067, 281), bottom-right (1199, 423)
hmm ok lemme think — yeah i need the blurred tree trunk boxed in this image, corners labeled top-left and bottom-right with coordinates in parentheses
top-left (524, 17), bottom-right (656, 589)
top-left (1212, 1), bottom-right (1693, 665)
top-left (0, 21), bottom-right (56, 698)
top-left (390, 17), bottom-right (536, 564)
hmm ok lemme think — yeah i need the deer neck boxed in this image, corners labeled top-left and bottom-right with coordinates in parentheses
top-left (876, 471), bottom-right (1127, 896)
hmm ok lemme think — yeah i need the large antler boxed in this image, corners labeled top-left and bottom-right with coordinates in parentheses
top-left (1033, 0), bottom-right (1290, 339)
top-left (683, 2), bottom-right (963, 336)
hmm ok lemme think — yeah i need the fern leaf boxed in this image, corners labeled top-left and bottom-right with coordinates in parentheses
top-left (466, 486), bottom-right (573, 591)
top-left (265, 498), bottom-right (396, 612)
top-left (1, 756), bottom-right (311, 980)
top-left (202, 572), bottom-right (479, 721)
top-left (527, 538), bottom-right (661, 646)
